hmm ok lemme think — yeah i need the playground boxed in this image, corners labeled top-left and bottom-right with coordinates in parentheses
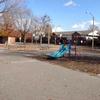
top-left (1, 42), bottom-right (100, 74)
top-left (28, 42), bottom-right (100, 75)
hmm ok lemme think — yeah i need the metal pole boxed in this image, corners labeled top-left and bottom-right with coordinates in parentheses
top-left (92, 16), bottom-right (94, 49)
top-left (55, 26), bottom-right (57, 45)
top-left (86, 11), bottom-right (95, 49)
top-left (88, 12), bottom-right (95, 49)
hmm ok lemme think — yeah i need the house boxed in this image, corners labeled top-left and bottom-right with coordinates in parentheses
top-left (54, 30), bottom-right (91, 39)
top-left (53, 30), bottom-right (100, 45)
top-left (86, 30), bottom-right (100, 40)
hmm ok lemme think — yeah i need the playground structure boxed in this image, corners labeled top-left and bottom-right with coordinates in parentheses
top-left (46, 37), bottom-right (82, 59)
top-left (47, 42), bottom-right (71, 59)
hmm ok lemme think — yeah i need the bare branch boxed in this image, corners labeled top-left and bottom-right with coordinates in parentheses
top-left (0, 0), bottom-right (6, 4)
top-left (0, 0), bottom-right (25, 13)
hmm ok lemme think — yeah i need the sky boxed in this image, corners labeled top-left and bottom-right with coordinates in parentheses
top-left (27, 0), bottom-right (100, 32)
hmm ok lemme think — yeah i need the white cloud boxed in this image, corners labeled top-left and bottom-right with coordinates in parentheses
top-left (64, 0), bottom-right (78, 7)
top-left (72, 20), bottom-right (100, 30)
top-left (72, 22), bottom-right (86, 29)
top-left (52, 26), bottom-right (66, 32)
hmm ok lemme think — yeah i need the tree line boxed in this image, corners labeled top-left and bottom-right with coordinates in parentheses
top-left (0, 0), bottom-right (52, 44)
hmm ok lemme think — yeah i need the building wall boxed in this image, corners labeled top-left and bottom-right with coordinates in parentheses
top-left (55, 30), bottom-right (91, 38)
top-left (8, 37), bottom-right (15, 45)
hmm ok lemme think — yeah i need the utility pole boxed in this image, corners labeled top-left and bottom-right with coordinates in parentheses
top-left (86, 11), bottom-right (95, 49)
top-left (92, 16), bottom-right (94, 49)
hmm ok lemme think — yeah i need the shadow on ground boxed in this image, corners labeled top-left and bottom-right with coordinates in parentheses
top-left (28, 54), bottom-right (100, 75)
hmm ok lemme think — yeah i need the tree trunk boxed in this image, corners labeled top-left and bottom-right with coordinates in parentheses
top-left (40, 35), bottom-right (42, 45)
top-left (48, 32), bottom-right (50, 46)
top-left (24, 34), bottom-right (26, 44)
top-left (31, 34), bottom-right (33, 43)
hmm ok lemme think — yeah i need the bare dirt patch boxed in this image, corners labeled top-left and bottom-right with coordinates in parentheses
top-left (31, 55), bottom-right (100, 75)
top-left (6, 44), bottom-right (100, 75)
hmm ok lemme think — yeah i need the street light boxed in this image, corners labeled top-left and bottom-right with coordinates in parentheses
top-left (86, 11), bottom-right (95, 49)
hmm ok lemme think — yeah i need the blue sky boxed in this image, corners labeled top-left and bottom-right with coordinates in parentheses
top-left (27, 0), bottom-right (100, 32)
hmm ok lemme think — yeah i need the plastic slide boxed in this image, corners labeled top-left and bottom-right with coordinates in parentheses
top-left (47, 44), bottom-right (71, 59)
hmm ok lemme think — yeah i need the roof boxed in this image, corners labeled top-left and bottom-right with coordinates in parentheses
top-left (88, 30), bottom-right (100, 36)
top-left (55, 30), bottom-right (91, 36)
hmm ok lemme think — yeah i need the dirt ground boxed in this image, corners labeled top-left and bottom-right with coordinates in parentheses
top-left (1, 44), bottom-right (100, 75)
top-left (26, 45), bottom-right (100, 75)
top-left (31, 55), bottom-right (100, 75)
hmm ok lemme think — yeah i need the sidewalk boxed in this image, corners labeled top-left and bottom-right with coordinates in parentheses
top-left (0, 58), bottom-right (100, 100)
top-left (0, 48), bottom-right (100, 100)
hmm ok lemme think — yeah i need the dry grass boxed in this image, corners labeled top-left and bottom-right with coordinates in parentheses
top-left (31, 55), bottom-right (100, 75)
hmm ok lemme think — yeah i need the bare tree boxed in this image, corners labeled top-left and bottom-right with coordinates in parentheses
top-left (88, 24), bottom-right (100, 32)
top-left (30, 15), bottom-right (40, 43)
top-left (0, 0), bottom-right (26, 37)
top-left (0, 11), bottom-right (15, 37)
top-left (38, 15), bottom-right (52, 45)
top-left (45, 24), bottom-right (52, 45)
top-left (12, 8), bottom-right (32, 43)
top-left (42, 15), bottom-right (52, 45)
top-left (0, 0), bottom-right (6, 13)
top-left (0, 0), bottom-right (25, 14)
